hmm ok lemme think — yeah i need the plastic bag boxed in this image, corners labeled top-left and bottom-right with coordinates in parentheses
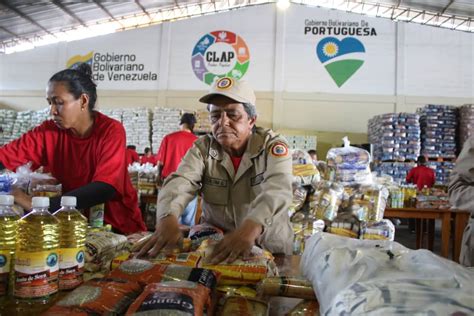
top-left (0, 174), bottom-right (13, 193)
top-left (345, 184), bottom-right (389, 223)
top-left (301, 232), bottom-right (474, 315)
top-left (326, 137), bottom-right (372, 185)
top-left (189, 224), bottom-right (224, 250)
top-left (220, 295), bottom-right (269, 316)
top-left (326, 213), bottom-right (362, 239)
top-left (9, 162), bottom-right (58, 194)
top-left (361, 219), bottom-right (395, 241)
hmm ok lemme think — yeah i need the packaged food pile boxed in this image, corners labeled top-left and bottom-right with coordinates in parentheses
top-left (85, 231), bottom-right (129, 273)
top-left (284, 135), bottom-right (317, 151)
top-left (291, 149), bottom-right (320, 186)
top-left (459, 104), bottom-right (474, 148)
top-left (327, 137), bottom-right (371, 185)
top-left (417, 104), bottom-right (458, 158)
top-left (10, 108), bottom-right (50, 142)
top-left (99, 108), bottom-right (123, 123)
top-left (368, 113), bottom-right (421, 162)
top-left (302, 232), bottom-right (474, 315)
top-left (122, 107), bottom-right (151, 153)
top-left (195, 108), bottom-right (212, 133)
top-left (415, 187), bottom-right (450, 209)
top-left (128, 163), bottom-right (158, 195)
top-left (152, 107), bottom-right (182, 152)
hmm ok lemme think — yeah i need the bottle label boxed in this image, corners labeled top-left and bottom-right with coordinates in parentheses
top-left (0, 250), bottom-right (12, 296)
top-left (14, 250), bottom-right (59, 299)
top-left (89, 204), bottom-right (104, 228)
top-left (58, 247), bottom-right (85, 290)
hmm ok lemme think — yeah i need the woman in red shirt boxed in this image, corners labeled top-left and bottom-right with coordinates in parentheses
top-left (0, 63), bottom-right (145, 234)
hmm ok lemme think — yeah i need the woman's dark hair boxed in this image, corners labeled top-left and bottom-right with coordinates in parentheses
top-left (49, 63), bottom-right (97, 110)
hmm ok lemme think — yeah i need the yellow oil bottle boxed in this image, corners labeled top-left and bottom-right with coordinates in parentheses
top-left (53, 196), bottom-right (87, 290)
top-left (14, 196), bottom-right (59, 309)
top-left (0, 195), bottom-right (19, 304)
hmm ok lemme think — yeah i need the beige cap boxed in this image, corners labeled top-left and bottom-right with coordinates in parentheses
top-left (199, 77), bottom-right (256, 106)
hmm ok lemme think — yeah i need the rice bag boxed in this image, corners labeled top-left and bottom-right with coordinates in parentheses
top-left (43, 278), bottom-right (141, 315)
top-left (85, 231), bottom-right (128, 273)
top-left (256, 277), bottom-right (316, 300)
top-left (220, 295), bottom-right (269, 316)
top-left (125, 281), bottom-right (209, 316)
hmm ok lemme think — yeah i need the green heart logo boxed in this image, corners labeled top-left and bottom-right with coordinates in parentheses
top-left (316, 37), bottom-right (365, 87)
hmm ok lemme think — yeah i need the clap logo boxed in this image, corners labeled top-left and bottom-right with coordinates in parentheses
top-left (67, 51), bottom-right (93, 69)
top-left (316, 37), bottom-right (365, 87)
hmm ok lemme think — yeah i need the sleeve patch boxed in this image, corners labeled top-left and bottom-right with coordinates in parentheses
top-left (270, 142), bottom-right (289, 157)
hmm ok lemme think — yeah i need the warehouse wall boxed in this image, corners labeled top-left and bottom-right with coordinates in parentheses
top-left (1, 4), bottom-right (473, 138)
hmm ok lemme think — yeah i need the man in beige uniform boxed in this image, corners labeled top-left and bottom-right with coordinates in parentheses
top-left (449, 135), bottom-right (474, 266)
top-left (138, 77), bottom-right (293, 263)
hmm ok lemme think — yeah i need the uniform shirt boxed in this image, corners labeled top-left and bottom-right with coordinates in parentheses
top-left (141, 155), bottom-right (156, 165)
top-left (156, 127), bottom-right (293, 254)
top-left (0, 111), bottom-right (146, 234)
top-left (156, 130), bottom-right (198, 179)
top-left (126, 148), bottom-right (139, 166)
top-left (406, 165), bottom-right (436, 190)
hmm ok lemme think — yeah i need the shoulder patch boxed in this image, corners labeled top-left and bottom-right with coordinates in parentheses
top-left (270, 142), bottom-right (289, 157)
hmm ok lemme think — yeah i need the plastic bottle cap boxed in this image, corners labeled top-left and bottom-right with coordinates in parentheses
top-left (61, 196), bottom-right (77, 207)
top-left (32, 197), bottom-right (49, 208)
top-left (0, 195), bottom-right (14, 205)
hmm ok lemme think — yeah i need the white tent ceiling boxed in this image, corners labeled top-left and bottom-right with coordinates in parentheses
top-left (0, 0), bottom-right (473, 54)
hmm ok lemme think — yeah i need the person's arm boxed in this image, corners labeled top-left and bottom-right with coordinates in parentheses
top-left (156, 162), bottom-right (164, 187)
top-left (449, 137), bottom-right (474, 211)
top-left (13, 181), bottom-right (115, 211)
top-left (207, 138), bottom-right (292, 264)
top-left (137, 141), bottom-right (205, 258)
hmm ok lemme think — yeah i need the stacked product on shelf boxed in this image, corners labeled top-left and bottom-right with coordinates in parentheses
top-left (151, 107), bottom-right (182, 153)
top-left (418, 104), bottom-right (457, 158)
top-left (368, 113), bottom-right (420, 184)
top-left (459, 104), bottom-right (474, 148)
top-left (99, 108), bottom-right (123, 124)
top-left (284, 135), bottom-right (317, 151)
top-left (194, 109), bottom-right (212, 134)
top-left (0, 109), bottom-right (17, 145)
top-left (417, 104), bottom-right (458, 185)
top-left (122, 107), bottom-right (151, 153)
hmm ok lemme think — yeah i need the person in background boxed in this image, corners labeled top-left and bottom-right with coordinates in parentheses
top-left (307, 149), bottom-right (318, 164)
top-left (448, 135), bottom-right (474, 267)
top-left (141, 147), bottom-right (156, 165)
top-left (156, 112), bottom-right (198, 226)
top-left (137, 77), bottom-right (293, 263)
top-left (406, 155), bottom-right (436, 191)
top-left (308, 149), bottom-right (327, 178)
top-left (0, 63), bottom-right (145, 234)
top-left (126, 145), bottom-right (140, 166)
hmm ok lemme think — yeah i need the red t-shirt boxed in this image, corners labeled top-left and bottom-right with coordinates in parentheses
top-left (0, 112), bottom-right (146, 234)
top-left (156, 131), bottom-right (198, 179)
top-left (406, 165), bottom-right (436, 191)
top-left (230, 156), bottom-right (242, 172)
top-left (126, 148), bottom-right (139, 166)
top-left (140, 155), bottom-right (156, 165)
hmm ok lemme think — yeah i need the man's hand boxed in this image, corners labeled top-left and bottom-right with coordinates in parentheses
top-left (207, 219), bottom-right (263, 264)
top-left (136, 215), bottom-right (181, 258)
top-left (12, 188), bottom-right (32, 211)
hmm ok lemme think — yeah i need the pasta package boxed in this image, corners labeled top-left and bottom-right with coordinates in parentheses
top-left (43, 278), bottom-right (141, 315)
top-left (312, 181), bottom-right (344, 222)
top-left (149, 252), bottom-right (202, 267)
top-left (221, 295), bottom-right (269, 316)
top-left (109, 259), bottom-right (168, 285)
top-left (361, 219), bottom-right (395, 241)
top-left (125, 281), bottom-right (209, 316)
top-left (160, 265), bottom-right (220, 294)
top-left (198, 240), bottom-right (274, 285)
top-left (287, 300), bottom-right (320, 316)
top-left (326, 214), bottom-right (363, 239)
top-left (257, 277), bottom-right (316, 300)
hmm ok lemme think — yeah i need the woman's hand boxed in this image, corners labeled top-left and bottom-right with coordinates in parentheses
top-left (12, 188), bottom-right (32, 211)
top-left (136, 214), bottom-right (182, 258)
top-left (207, 219), bottom-right (263, 264)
